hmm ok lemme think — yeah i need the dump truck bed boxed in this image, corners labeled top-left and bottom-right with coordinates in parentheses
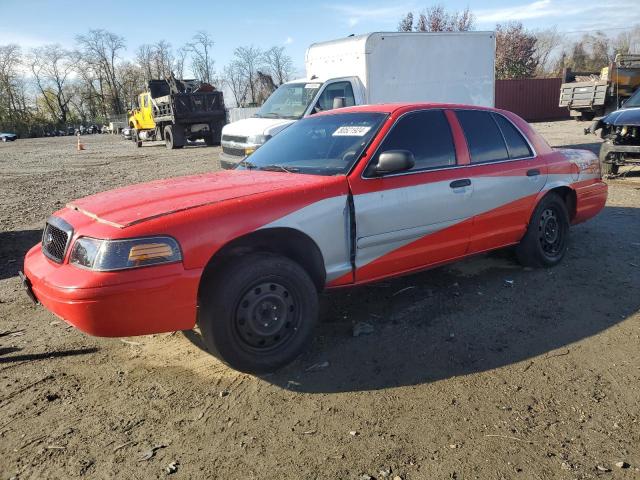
top-left (559, 80), bottom-right (608, 110)
top-left (153, 92), bottom-right (225, 124)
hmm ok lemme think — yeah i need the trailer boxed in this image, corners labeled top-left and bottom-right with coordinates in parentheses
top-left (559, 54), bottom-right (640, 121)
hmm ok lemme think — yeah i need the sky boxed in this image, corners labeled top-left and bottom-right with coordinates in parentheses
top-left (1, 0), bottom-right (639, 77)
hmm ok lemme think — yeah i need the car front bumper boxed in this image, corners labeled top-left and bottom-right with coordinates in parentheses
top-left (22, 245), bottom-right (200, 337)
top-left (219, 151), bottom-right (244, 170)
top-left (600, 141), bottom-right (640, 163)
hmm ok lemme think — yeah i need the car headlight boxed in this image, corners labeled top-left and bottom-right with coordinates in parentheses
top-left (70, 236), bottom-right (182, 271)
top-left (245, 134), bottom-right (271, 155)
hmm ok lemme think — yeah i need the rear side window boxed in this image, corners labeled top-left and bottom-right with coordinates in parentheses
top-left (370, 110), bottom-right (456, 174)
top-left (493, 114), bottom-right (533, 159)
top-left (456, 110), bottom-right (509, 164)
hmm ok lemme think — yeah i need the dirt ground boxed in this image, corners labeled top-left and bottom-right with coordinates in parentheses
top-left (1, 123), bottom-right (639, 480)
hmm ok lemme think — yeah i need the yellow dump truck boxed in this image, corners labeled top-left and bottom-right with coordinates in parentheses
top-left (128, 78), bottom-right (226, 149)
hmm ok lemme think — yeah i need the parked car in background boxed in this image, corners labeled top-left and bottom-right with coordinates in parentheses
top-left (0, 132), bottom-right (18, 142)
top-left (21, 103), bottom-right (607, 374)
top-left (586, 86), bottom-right (640, 174)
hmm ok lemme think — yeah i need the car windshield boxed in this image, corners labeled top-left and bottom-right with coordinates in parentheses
top-left (237, 112), bottom-right (387, 176)
top-left (624, 88), bottom-right (640, 108)
top-left (254, 83), bottom-right (321, 120)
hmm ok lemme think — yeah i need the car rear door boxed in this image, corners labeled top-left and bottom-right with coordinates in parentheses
top-left (452, 109), bottom-right (548, 253)
top-left (348, 109), bottom-right (475, 283)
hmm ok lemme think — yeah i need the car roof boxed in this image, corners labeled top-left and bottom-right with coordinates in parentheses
top-left (317, 102), bottom-right (499, 116)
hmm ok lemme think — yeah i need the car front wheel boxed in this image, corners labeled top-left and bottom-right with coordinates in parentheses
top-left (516, 192), bottom-right (569, 268)
top-left (198, 253), bottom-right (318, 374)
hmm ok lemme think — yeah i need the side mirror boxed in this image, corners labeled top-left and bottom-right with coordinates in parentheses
top-left (332, 97), bottom-right (346, 109)
top-left (374, 150), bottom-right (415, 175)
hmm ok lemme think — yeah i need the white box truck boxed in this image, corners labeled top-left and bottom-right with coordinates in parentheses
top-left (220, 31), bottom-right (495, 168)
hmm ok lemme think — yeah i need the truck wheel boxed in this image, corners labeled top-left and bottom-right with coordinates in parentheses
top-left (516, 193), bottom-right (569, 268)
top-left (164, 126), bottom-right (184, 150)
top-left (133, 130), bottom-right (142, 148)
top-left (599, 145), bottom-right (620, 175)
top-left (199, 253), bottom-right (318, 374)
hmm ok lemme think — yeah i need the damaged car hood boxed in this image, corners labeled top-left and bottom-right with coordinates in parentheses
top-left (601, 107), bottom-right (640, 126)
top-left (67, 170), bottom-right (331, 228)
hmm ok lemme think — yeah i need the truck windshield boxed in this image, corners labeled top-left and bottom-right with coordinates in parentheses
top-left (255, 83), bottom-right (321, 120)
top-left (237, 112), bottom-right (387, 176)
top-left (624, 88), bottom-right (640, 108)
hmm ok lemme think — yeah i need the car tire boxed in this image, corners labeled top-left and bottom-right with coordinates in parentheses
top-left (199, 253), bottom-right (318, 374)
top-left (599, 147), bottom-right (619, 175)
top-left (516, 192), bottom-right (570, 268)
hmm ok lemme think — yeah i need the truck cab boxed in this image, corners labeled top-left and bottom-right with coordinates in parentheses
top-left (129, 92), bottom-right (155, 131)
top-left (220, 76), bottom-right (364, 168)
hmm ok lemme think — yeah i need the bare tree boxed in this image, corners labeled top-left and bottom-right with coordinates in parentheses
top-left (534, 27), bottom-right (562, 76)
top-left (222, 61), bottom-right (248, 107)
top-left (233, 45), bottom-right (264, 105)
top-left (262, 46), bottom-right (294, 86)
top-left (76, 29), bottom-right (126, 115)
top-left (173, 46), bottom-right (188, 79)
top-left (153, 40), bottom-right (174, 79)
top-left (399, 5), bottom-right (474, 32)
top-left (495, 22), bottom-right (538, 79)
top-left (136, 44), bottom-right (154, 82)
top-left (29, 44), bottom-right (74, 124)
top-left (0, 44), bottom-right (27, 130)
top-left (398, 12), bottom-right (414, 32)
top-left (186, 31), bottom-right (215, 84)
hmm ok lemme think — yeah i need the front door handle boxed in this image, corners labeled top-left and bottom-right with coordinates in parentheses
top-left (527, 168), bottom-right (541, 177)
top-left (449, 178), bottom-right (471, 189)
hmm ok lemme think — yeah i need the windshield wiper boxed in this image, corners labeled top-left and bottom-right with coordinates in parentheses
top-left (259, 164), bottom-right (300, 173)
top-left (238, 159), bottom-right (258, 169)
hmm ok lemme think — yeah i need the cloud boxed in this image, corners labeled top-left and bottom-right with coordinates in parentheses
top-left (474, 0), bottom-right (640, 28)
top-left (285, 36), bottom-right (294, 45)
top-left (324, 3), bottom-right (414, 28)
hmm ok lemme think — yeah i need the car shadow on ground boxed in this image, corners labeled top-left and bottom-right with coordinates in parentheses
top-left (0, 347), bottom-right (99, 364)
top-left (250, 205), bottom-right (638, 393)
top-left (0, 229), bottom-right (42, 281)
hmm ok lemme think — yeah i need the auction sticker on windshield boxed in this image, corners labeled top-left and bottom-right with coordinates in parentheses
top-left (332, 126), bottom-right (372, 136)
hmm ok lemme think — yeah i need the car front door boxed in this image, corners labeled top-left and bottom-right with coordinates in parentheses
top-left (348, 109), bottom-right (475, 283)
top-left (453, 109), bottom-right (548, 253)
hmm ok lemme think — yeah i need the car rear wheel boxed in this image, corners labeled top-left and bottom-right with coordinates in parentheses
top-left (198, 253), bottom-right (318, 374)
top-left (516, 193), bottom-right (569, 268)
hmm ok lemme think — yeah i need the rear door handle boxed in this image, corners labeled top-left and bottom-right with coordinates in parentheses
top-left (449, 179), bottom-right (471, 189)
top-left (527, 168), bottom-right (541, 177)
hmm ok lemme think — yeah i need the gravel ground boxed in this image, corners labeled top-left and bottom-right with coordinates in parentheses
top-left (1, 123), bottom-right (639, 479)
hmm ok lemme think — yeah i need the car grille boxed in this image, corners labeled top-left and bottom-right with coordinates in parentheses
top-left (222, 146), bottom-right (246, 157)
top-left (42, 217), bottom-right (73, 263)
top-left (222, 135), bottom-right (248, 143)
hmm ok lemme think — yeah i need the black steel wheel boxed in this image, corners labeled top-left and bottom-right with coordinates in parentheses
top-left (538, 207), bottom-right (564, 258)
top-left (233, 281), bottom-right (299, 352)
top-left (199, 253), bottom-right (318, 373)
top-left (516, 192), bottom-right (569, 267)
